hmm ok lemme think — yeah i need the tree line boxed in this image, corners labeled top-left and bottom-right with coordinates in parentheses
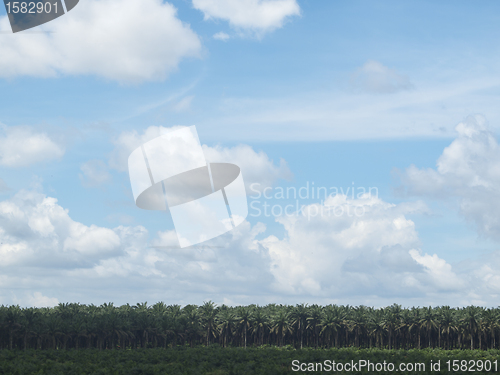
top-left (0, 302), bottom-right (498, 351)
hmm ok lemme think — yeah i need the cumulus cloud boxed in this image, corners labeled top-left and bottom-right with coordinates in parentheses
top-left (27, 292), bottom-right (59, 308)
top-left (9, 190), bottom-right (273, 303)
top-left (0, 189), bottom-right (270, 305)
top-left (192, 0), bottom-right (300, 36)
top-left (469, 252), bottom-right (500, 298)
top-left (79, 160), bottom-right (111, 187)
top-left (409, 249), bottom-right (464, 291)
top-left (109, 125), bottom-right (292, 191)
top-left (0, 125), bottom-right (64, 167)
top-left (259, 194), bottom-right (466, 298)
top-left (351, 60), bottom-right (414, 94)
top-left (0, 0), bottom-right (201, 83)
top-left (0, 190), bottom-right (127, 268)
top-left (400, 115), bottom-right (500, 241)
top-left (0, 186), bottom-right (497, 306)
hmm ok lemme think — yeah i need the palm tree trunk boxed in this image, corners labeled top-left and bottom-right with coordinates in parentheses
top-left (299, 321), bottom-right (303, 349)
top-left (438, 327), bottom-right (441, 348)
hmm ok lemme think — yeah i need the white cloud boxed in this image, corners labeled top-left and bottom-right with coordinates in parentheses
top-left (0, 187), bottom-right (498, 306)
top-left (0, 0), bottom-right (201, 83)
top-left (190, 77), bottom-right (500, 142)
top-left (400, 115), bottom-right (500, 241)
top-left (409, 249), bottom-right (464, 291)
top-left (0, 188), bottom-right (269, 305)
top-left (192, 0), bottom-right (300, 36)
top-left (0, 190), bottom-right (127, 267)
top-left (27, 292), bottom-right (59, 308)
top-left (109, 125), bottom-right (185, 172)
top-left (79, 160), bottom-right (111, 187)
top-left (202, 143), bottom-right (291, 191)
top-left (0, 125), bottom-right (64, 167)
top-left (351, 60), bottom-right (414, 94)
top-left (259, 194), bottom-right (461, 298)
top-left (213, 32), bottom-right (230, 41)
top-left (63, 224), bottom-right (120, 256)
top-left (109, 125), bottom-right (292, 190)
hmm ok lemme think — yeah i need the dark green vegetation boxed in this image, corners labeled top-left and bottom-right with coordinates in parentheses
top-left (0, 347), bottom-right (499, 375)
top-left (0, 303), bottom-right (499, 351)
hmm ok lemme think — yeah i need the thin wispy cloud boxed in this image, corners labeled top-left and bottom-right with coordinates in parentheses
top-left (350, 60), bottom-right (414, 94)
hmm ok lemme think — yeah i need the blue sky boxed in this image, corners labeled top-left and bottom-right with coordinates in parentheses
top-left (1, 0), bottom-right (500, 308)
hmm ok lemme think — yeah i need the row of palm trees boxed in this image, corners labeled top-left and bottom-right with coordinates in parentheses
top-left (0, 303), bottom-right (498, 351)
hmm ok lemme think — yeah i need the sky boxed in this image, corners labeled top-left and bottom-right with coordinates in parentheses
top-left (1, 0), bottom-right (500, 308)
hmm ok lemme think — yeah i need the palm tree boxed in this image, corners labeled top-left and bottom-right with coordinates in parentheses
top-left (271, 309), bottom-right (293, 347)
top-left (290, 304), bottom-right (309, 349)
top-left (104, 307), bottom-right (127, 349)
top-left (166, 304), bottom-right (183, 347)
top-left (350, 306), bottom-right (367, 348)
top-left (306, 305), bottom-right (323, 348)
top-left (369, 309), bottom-right (385, 349)
top-left (199, 301), bottom-right (218, 346)
top-left (461, 306), bottom-right (480, 350)
top-left (132, 302), bottom-right (153, 348)
top-left (33, 308), bottom-right (49, 350)
top-left (183, 304), bottom-right (201, 347)
top-left (382, 304), bottom-right (401, 349)
top-left (5, 305), bottom-right (22, 350)
top-left (150, 302), bottom-right (169, 348)
top-left (251, 307), bottom-right (268, 346)
top-left (398, 308), bottom-right (415, 350)
top-left (45, 312), bottom-right (63, 349)
top-left (438, 306), bottom-right (456, 350)
top-left (69, 314), bottom-right (87, 350)
top-left (476, 307), bottom-right (486, 350)
top-left (21, 307), bottom-right (40, 350)
top-left (420, 306), bottom-right (437, 348)
top-left (217, 307), bottom-right (236, 347)
top-left (236, 306), bottom-right (252, 348)
top-left (483, 308), bottom-right (498, 349)
top-left (320, 305), bottom-right (344, 348)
